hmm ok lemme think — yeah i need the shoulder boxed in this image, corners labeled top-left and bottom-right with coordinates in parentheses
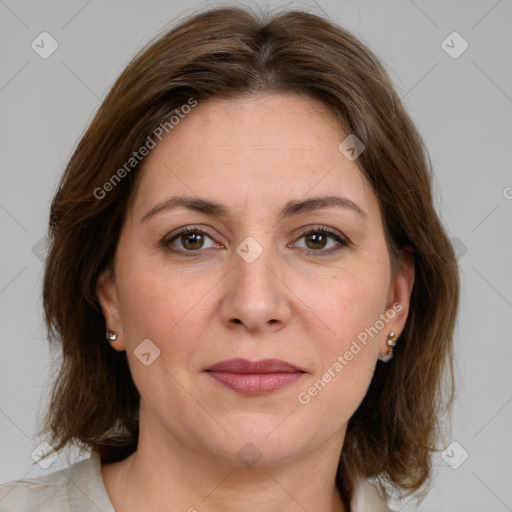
top-left (0, 451), bottom-right (115, 512)
top-left (0, 464), bottom-right (72, 512)
top-left (350, 477), bottom-right (395, 512)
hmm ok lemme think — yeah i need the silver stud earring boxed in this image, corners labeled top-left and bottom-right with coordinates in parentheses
top-left (106, 329), bottom-right (118, 342)
top-left (379, 331), bottom-right (398, 362)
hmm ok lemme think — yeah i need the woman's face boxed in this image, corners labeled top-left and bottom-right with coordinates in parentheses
top-left (97, 92), bottom-right (414, 467)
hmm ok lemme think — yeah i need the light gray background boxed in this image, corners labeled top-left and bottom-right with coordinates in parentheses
top-left (1, 0), bottom-right (511, 510)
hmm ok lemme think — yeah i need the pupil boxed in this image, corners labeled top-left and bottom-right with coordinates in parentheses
top-left (308, 233), bottom-right (326, 250)
top-left (183, 232), bottom-right (203, 250)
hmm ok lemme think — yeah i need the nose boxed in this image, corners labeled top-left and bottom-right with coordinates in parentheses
top-left (219, 241), bottom-right (292, 333)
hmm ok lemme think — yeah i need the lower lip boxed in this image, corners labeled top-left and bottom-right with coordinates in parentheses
top-left (206, 371), bottom-right (304, 395)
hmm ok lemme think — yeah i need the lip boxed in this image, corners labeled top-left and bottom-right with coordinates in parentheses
top-left (205, 358), bottom-right (305, 395)
top-left (206, 358), bottom-right (304, 373)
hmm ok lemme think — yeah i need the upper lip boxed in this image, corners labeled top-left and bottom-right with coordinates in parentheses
top-left (205, 358), bottom-right (305, 374)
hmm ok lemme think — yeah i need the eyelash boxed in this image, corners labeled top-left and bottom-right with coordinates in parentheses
top-left (162, 225), bottom-right (350, 258)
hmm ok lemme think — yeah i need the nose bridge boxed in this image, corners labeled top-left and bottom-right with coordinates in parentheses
top-left (222, 232), bottom-right (290, 330)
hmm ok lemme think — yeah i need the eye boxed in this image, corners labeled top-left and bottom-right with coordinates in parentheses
top-left (291, 226), bottom-right (349, 256)
top-left (162, 225), bottom-right (350, 258)
top-left (162, 226), bottom-right (221, 257)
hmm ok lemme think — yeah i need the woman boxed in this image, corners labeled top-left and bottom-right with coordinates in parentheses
top-left (0, 5), bottom-right (459, 511)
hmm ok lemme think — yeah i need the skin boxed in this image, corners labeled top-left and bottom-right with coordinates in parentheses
top-left (97, 92), bottom-right (415, 512)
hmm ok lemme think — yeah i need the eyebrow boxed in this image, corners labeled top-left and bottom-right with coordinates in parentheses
top-left (141, 194), bottom-right (368, 223)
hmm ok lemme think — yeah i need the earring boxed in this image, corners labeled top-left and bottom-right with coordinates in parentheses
top-left (106, 329), bottom-right (118, 342)
top-left (379, 331), bottom-right (398, 362)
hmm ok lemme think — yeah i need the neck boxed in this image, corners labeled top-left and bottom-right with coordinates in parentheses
top-left (102, 409), bottom-right (348, 512)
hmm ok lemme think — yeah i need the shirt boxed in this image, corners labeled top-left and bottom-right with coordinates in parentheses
top-left (0, 451), bottom-right (393, 511)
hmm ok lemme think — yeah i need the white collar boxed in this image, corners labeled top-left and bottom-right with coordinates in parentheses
top-left (350, 477), bottom-right (393, 511)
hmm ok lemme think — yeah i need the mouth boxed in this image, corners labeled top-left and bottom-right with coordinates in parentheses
top-left (204, 358), bottom-right (306, 395)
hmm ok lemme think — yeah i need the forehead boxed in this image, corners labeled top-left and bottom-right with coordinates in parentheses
top-left (168, 93), bottom-right (345, 166)
top-left (129, 92), bottom-right (377, 222)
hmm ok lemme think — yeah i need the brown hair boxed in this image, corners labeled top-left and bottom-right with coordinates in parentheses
top-left (41, 4), bottom-right (459, 505)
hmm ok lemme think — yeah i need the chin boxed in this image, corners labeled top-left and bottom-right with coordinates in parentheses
top-left (195, 417), bottom-right (316, 468)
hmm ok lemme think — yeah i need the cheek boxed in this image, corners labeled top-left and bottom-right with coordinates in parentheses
top-left (298, 288), bottom-right (380, 424)
top-left (114, 254), bottom-right (216, 391)
top-left (320, 265), bottom-right (389, 336)
top-left (113, 260), bottom-right (197, 405)
top-left (115, 255), bottom-right (198, 340)
top-left (313, 360), bottom-right (376, 426)
top-left (296, 267), bottom-right (388, 412)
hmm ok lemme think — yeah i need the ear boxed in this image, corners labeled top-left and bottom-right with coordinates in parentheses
top-left (383, 246), bottom-right (415, 344)
top-left (96, 265), bottom-right (126, 351)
